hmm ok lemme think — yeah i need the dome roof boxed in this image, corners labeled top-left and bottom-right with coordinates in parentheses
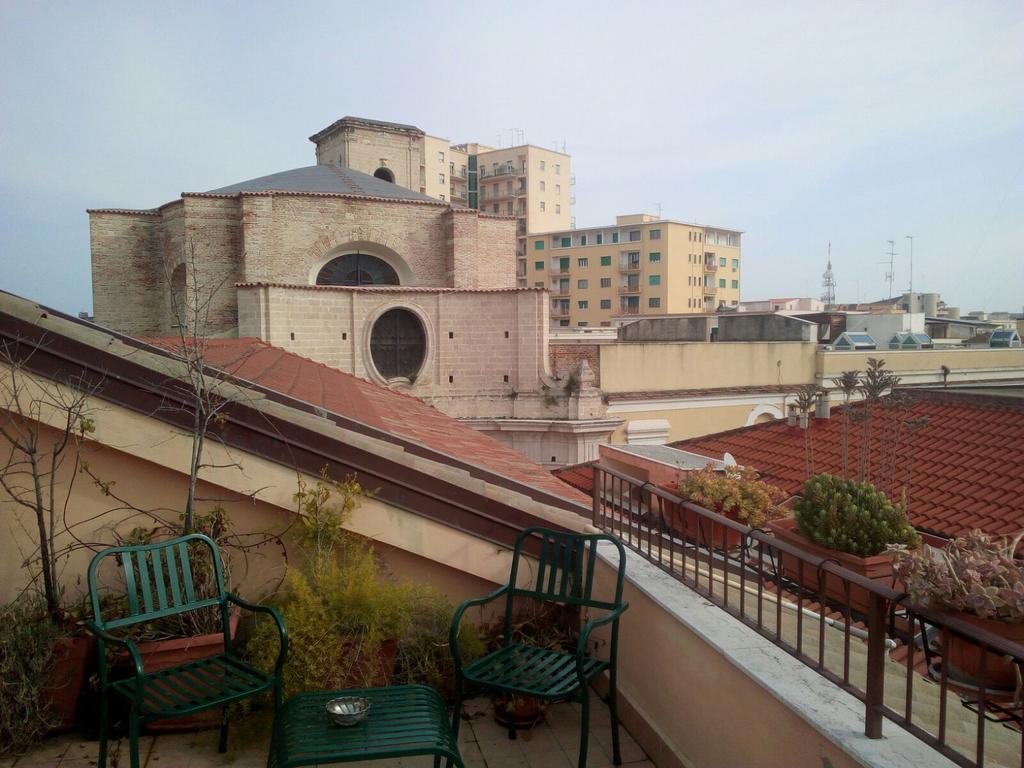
top-left (205, 164), bottom-right (438, 203)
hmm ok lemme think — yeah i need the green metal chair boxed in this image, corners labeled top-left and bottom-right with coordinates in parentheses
top-left (449, 527), bottom-right (628, 768)
top-left (85, 533), bottom-right (288, 768)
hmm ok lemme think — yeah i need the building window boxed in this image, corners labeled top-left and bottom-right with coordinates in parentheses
top-left (719, 278), bottom-right (726, 288)
top-left (600, 277), bottom-right (611, 288)
top-left (649, 297), bottom-right (661, 308)
top-left (688, 232), bottom-right (692, 241)
top-left (507, 181), bottom-right (514, 193)
top-left (439, 194), bottom-right (445, 201)
top-left (370, 308), bottom-right (426, 381)
top-left (439, 173), bottom-right (446, 184)
top-left (649, 275), bottom-right (661, 286)
top-left (719, 257), bottom-right (727, 267)
top-left (559, 319), bottom-right (569, 327)
top-left (578, 258), bottom-right (589, 267)
top-left (629, 230), bottom-right (641, 242)
top-left (732, 300), bottom-right (739, 306)
top-left (540, 201), bottom-right (546, 211)
top-left (540, 160), bottom-right (546, 170)
top-left (492, 184), bottom-right (498, 195)
top-left (535, 261), bottom-right (544, 270)
top-left (561, 236), bottom-right (571, 247)
top-left (600, 255), bottom-right (611, 266)
top-left (316, 253), bottom-right (399, 286)
top-left (578, 300), bottom-right (588, 309)
top-left (578, 321), bottom-right (589, 327)
top-left (555, 204), bottom-right (561, 214)
top-left (560, 257), bottom-right (570, 270)
top-left (555, 184), bottom-right (561, 195)
top-left (535, 282), bottom-right (544, 288)
top-left (580, 234), bottom-right (588, 246)
top-left (612, 232), bottom-right (620, 244)
top-left (438, 151), bottom-right (445, 162)
top-left (600, 299), bottom-right (611, 309)
top-left (535, 240), bottom-right (545, 250)
top-left (507, 202), bottom-right (514, 214)
top-left (596, 233), bottom-right (604, 245)
top-left (555, 163), bottom-right (561, 174)
top-left (374, 167), bottom-right (395, 183)
top-left (578, 279), bottom-right (588, 289)
top-left (649, 252), bottom-right (661, 262)
top-left (492, 204), bottom-right (499, 213)
top-left (540, 180), bottom-right (546, 191)
top-left (649, 229), bottom-right (661, 240)
top-left (731, 279), bottom-right (739, 288)
top-left (732, 259), bottom-right (739, 269)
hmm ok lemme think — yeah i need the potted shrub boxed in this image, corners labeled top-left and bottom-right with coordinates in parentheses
top-left (894, 531), bottom-right (1024, 691)
top-left (767, 473), bottom-right (920, 613)
top-left (675, 464), bottom-right (787, 550)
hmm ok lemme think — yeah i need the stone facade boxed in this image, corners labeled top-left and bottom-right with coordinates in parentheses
top-left (90, 192), bottom-right (516, 337)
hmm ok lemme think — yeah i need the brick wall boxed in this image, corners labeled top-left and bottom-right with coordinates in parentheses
top-left (315, 126), bottom-right (423, 190)
top-left (550, 343), bottom-right (601, 385)
top-left (90, 212), bottom-right (162, 335)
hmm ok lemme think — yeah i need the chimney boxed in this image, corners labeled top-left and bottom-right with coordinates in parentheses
top-left (787, 404), bottom-right (798, 427)
top-left (815, 391), bottom-right (831, 419)
top-left (798, 411), bottom-right (809, 429)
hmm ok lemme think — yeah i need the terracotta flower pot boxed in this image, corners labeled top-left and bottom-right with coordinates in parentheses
top-left (942, 613), bottom-right (1024, 693)
top-left (45, 634), bottom-right (96, 730)
top-left (670, 506), bottom-right (745, 552)
top-left (493, 694), bottom-right (545, 730)
top-left (766, 517), bottom-right (902, 614)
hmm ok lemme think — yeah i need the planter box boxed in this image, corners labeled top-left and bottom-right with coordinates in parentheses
top-left (943, 613), bottom-right (1024, 693)
top-left (128, 612), bottom-right (239, 732)
top-left (765, 517), bottom-right (901, 615)
top-left (45, 634), bottom-right (95, 731)
top-left (670, 506), bottom-right (744, 552)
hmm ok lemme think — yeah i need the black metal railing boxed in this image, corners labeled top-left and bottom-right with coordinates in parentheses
top-left (592, 464), bottom-right (1024, 768)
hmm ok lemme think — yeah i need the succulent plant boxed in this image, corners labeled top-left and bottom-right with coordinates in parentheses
top-left (893, 530), bottom-right (1024, 623)
top-left (794, 473), bottom-right (920, 557)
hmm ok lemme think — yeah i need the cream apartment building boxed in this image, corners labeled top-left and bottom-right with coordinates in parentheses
top-left (309, 117), bottom-right (572, 286)
top-left (532, 214), bottom-right (742, 327)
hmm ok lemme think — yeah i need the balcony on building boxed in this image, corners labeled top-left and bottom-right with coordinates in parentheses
top-left (619, 252), bottom-right (642, 272)
top-left (703, 282), bottom-right (718, 297)
top-left (480, 163), bottom-right (526, 179)
top-left (550, 260), bottom-right (570, 275)
top-left (550, 300), bottom-right (570, 317)
top-left (619, 278), bottom-right (641, 295)
top-left (704, 255), bottom-right (718, 272)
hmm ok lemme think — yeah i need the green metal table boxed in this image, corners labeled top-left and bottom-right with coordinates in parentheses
top-left (267, 685), bottom-right (464, 768)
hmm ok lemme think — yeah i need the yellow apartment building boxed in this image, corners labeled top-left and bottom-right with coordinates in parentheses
top-left (531, 214), bottom-right (742, 327)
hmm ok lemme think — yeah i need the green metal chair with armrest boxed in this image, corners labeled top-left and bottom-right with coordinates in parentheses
top-left (85, 533), bottom-right (288, 768)
top-left (449, 527), bottom-right (628, 768)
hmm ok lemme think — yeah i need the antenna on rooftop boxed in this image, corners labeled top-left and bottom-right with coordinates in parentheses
top-left (882, 240), bottom-right (898, 299)
top-left (655, 202), bottom-right (663, 218)
top-left (905, 235), bottom-right (915, 295)
top-left (821, 242), bottom-right (836, 308)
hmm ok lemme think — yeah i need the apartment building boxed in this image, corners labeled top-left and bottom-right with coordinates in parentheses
top-left (309, 117), bottom-right (572, 286)
top-left (532, 214), bottom-right (742, 327)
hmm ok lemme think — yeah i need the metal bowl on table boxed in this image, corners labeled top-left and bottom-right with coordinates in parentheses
top-left (326, 696), bottom-right (371, 726)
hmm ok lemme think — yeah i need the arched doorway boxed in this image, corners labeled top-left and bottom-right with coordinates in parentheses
top-left (373, 167), bottom-right (395, 183)
top-left (316, 253), bottom-right (400, 286)
top-left (369, 308), bottom-right (426, 381)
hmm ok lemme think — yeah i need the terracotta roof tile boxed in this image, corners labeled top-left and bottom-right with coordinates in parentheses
top-left (669, 390), bottom-right (1024, 539)
top-left (142, 338), bottom-right (589, 507)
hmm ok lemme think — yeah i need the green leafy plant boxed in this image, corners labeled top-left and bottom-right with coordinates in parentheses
top-left (677, 464), bottom-right (787, 528)
top-left (245, 469), bottom-right (482, 699)
top-left (794, 473), bottom-right (919, 557)
top-left (0, 598), bottom-right (63, 756)
top-left (893, 531), bottom-right (1024, 622)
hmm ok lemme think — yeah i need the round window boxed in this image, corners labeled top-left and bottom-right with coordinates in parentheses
top-left (370, 308), bottom-right (426, 381)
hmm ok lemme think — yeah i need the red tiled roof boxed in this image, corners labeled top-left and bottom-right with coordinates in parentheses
top-left (142, 338), bottom-right (589, 506)
top-left (670, 391), bottom-right (1024, 538)
top-left (551, 462), bottom-right (596, 495)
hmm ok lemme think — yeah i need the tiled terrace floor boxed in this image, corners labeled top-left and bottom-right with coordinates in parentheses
top-left (3, 696), bottom-right (651, 768)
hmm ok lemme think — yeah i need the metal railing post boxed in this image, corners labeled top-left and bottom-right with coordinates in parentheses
top-left (864, 590), bottom-right (887, 739)
top-left (592, 465), bottom-right (601, 526)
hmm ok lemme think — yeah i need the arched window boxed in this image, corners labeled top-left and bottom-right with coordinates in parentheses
top-left (370, 308), bottom-right (426, 381)
top-left (373, 167), bottom-right (395, 183)
top-left (316, 253), bottom-right (399, 286)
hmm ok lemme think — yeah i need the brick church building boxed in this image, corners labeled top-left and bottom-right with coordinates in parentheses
top-left (88, 117), bottom-right (619, 466)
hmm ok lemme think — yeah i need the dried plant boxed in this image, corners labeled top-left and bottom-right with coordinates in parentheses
top-left (893, 531), bottom-right (1024, 622)
top-left (678, 464), bottom-right (787, 528)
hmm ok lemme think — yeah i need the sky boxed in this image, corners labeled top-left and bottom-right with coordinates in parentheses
top-left (1, 1), bottom-right (1022, 315)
